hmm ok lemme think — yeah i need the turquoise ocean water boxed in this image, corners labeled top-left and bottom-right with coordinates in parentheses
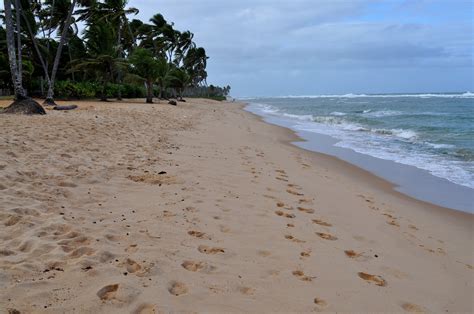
top-left (244, 92), bottom-right (474, 191)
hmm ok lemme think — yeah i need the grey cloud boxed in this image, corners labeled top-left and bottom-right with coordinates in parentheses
top-left (132, 0), bottom-right (473, 95)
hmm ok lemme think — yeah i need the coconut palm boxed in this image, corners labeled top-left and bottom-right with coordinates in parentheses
top-left (43, 0), bottom-right (77, 105)
top-left (1, 0), bottom-right (45, 114)
top-left (3, 0), bottom-right (25, 99)
top-left (155, 57), bottom-right (172, 99)
top-left (70, 21), bottom-right (125, 101)
top-left (169, 67), bottom-right (190, 100)
top-left (129, 47), bottom-right (160, 103)
top-left (96, 0), bottom-right (138, 100)
top-left (174, 30), bottom-right (195, 66)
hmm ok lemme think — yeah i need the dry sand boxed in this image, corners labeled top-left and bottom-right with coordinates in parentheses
top-left (0, 98), bottom-right (472, 313)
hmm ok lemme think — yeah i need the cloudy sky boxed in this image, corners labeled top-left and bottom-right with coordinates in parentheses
top-left (3, 0), bottom-right (468, 96)
top-left (130, 0), bottom-right (473, 97)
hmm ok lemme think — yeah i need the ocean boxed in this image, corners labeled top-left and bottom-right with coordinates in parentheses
top-left (243, 92), bottom-right (474, 212)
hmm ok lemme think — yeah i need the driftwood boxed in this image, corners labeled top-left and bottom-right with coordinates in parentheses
top-left (2, 98), bottom-right (46, 115)
top-left (168, 100), bottom-right (177, 106)
top-left (53, 105), bottom-right (78, 111)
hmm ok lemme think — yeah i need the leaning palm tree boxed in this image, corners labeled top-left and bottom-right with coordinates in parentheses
top-left (19, 0), bottom-right (77, 105)
top-left (3, 0), bottom-right (25, 99)
top-left (96, 0), bottom-right (138, 100)
top-left (128, 47), bottom-right (160, 103)
top-left (174, 30), bottom-right (194, 66)
top-left (155, 57), bottom-right (172, 99)
top-left (43, 0), bottom-right (77, 105)
top-left (1, 0), bottom-right (45, 114)
top-left (169, 67), bottom-right (190, 101)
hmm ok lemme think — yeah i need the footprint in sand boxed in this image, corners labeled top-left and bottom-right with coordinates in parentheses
top-left (257, 250), bottom-right (271, 257)
top-left (182, 260), bottom-right (204, 272)
top-left (287, 189), bottom-right (304, 196)
top-left (133, 304), bottom-right (156, 314)
top-left (125, 244), bottom-right (138, 253)
top-left (275, 210), bottom-right (296, 218)
top-left (69, 246), bottom-right (95, 258)
top-left (188, 230), bottom-right (211, 239)
top-left (344, 250), bottom-right (363, 258)
top-left (314, 298), bottom-right (328, 309)
top-left (312, 219), bottom-right (332, 227)
top-left (276, 202), bottom-right (285, 207)
top-left (4, 215), bottom-right (21, 226)
top-left (285, 235), bottom-right (306, 243)
top-left (219, 225), bottom-right (230, 233)
top-left (198, 245), bottom-right (225, 254)
top-left (297, 207), bottom-right (315, 214)
top-left (408, 224), bottom-right (419, 231)
top-left (239, 286), bottom-right (255, 295)
top-left (300, 249), bottom-right (311, 258)
top-left (387, 219), bottom-right (400, 227)
top-left (401, 302), bottom-right (426, 313)
top-left (181, 260), bottom-right (215, 272)
top-left (125, 258), bottom-right (142, 273)
top-left (168, 281), bottom-right (188, 296)
top-left (287, 183), bottom-right (301, 189)
top-left (358, 272), bottom-right (387, 286)
top-left (316, 232), bottom-right (338, 241)
top-left (97, 284), bottom-right (119, 300)
top-left (292, 270), bottom-right (314, 282)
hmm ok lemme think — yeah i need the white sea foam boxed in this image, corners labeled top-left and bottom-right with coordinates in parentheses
top-left (281, 113), bottom-right (314, 121)
top-left (265, 92), bottom-right (474, 99)
top-left (246, 102), bottom-right (474, 189)
top-left (372, 128), bottom-right (418, 140)
top-left (363, 110), bottom-right (404, 118)
top-left (425, 142), bottom-right (456, 149)
top-left (330, 111), bottom-right (346, 116)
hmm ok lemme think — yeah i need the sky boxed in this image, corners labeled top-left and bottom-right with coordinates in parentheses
top-left (130, 0), bottom-right (473, 97)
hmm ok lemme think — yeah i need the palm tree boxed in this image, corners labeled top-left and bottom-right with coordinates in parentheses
top-left (1, 0), bottom-right (45, 114)
top-left (155, 57), bottom-right (172, 99)
top-left (70, 21), bottom-right (125, 101)
top-left (169, 67), bottom-right (190, 101)
top-left (174, 30), bottom-right (195, 66)
top-left (184, 46), bottom-right (208, 87)
top-left (3, 0), bottom-right (25, 99)
top-left (96, 0), bottom-right (138, 100)
top-left (129, 47), bottom-right (160, 103)
top-left (44, 0), bottom-right (77, 105)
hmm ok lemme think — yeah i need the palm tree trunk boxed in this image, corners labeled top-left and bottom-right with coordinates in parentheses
top-left (14, 0), bottom-right (22, 87)
top-left (116, 21), bottom-right (123, 100)
top-left (46, 0), bottom-right (77, 105)
top-left (100, 80), bottom-right (108, 101)
top-left (159, 82), bottom-right (163, 99)
top-left (21, 9), bottom-right (52, 97)
top-left (3, 0), bottom-right (26, 99)
top-left (146, 80), bottom-right (153, 103)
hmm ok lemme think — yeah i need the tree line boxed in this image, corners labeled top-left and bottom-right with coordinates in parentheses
top-left (0, 0), bottom-right (231, 110)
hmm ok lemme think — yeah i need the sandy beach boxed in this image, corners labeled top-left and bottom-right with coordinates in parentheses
top-left (0, 98), bottom-right (472, 313)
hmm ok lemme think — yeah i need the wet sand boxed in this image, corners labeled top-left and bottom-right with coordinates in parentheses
top-left (0, 98), bottom-right (472, 313)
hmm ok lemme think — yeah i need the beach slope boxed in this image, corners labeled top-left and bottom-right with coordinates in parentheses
top-left (0, 99), bottom-right (472, 313)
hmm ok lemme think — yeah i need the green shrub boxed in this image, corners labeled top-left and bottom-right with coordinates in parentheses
top-left (54, 81), bottom-right (98, 99)
top-left (53, 81), bottom-right (145, 99)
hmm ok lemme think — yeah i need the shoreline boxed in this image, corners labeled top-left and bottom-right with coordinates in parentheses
top-left (1, 98), bottom-right (472, 312)
top-left (240, 102), bottom-right (472, 218)
top-left (244, 102), bottom-right (473, 213)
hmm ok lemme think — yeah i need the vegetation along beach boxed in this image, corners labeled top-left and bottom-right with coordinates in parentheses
top-left (0, 0), bottom-right (473, 313)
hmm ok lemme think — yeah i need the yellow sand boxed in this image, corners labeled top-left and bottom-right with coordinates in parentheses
top-left (0, 98), bottom-right (472, 313)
